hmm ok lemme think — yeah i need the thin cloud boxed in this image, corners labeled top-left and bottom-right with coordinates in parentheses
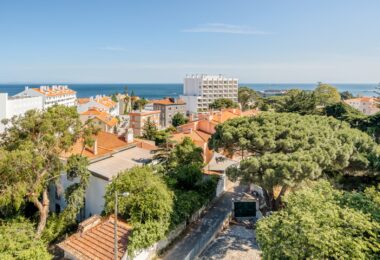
top-left (182, 23), bottom-right (271, 35)
top-left (99, 46), bottom-right (127, 52)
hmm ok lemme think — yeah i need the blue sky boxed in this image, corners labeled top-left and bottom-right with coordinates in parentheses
top-left (1, 0), bottom-right (380, 83)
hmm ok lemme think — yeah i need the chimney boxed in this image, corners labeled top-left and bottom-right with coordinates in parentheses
top-left (93, 139), bottom-right (98, 155)
top-left (125, 128), bottom-right (134, 143)
top-left (78, 215), bottom-right (102, 236)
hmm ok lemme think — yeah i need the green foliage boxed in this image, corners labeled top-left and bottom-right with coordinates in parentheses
top-left (171, 112), bottom-right (189, 127)
top-left (158, 137), bottom-right (217, 227)
top-left (256, 180), bottom-right (380, 259)
top-left (0, 105), bottom-right (96, 237)
top-left (111, 93), bottom-right (118, 102)
top-left (142, 117), bottom-right (158, 140)
top-left (104, 166), bottom-right (173, 254)
top-left (340, 185), bottom-right (380, 222)
top-left (314, 84), bottom-right (341, 106)
top-left (209, 98), bottom-right (239, 110)
top-left (324, 102), bottom-right (380, 143)
top-left (154, 130), bottom-right (170, 146)
top-left (127, 221), bottom-right (168, 255)
top-left (238, 87), bottom-right (262, 110)
top-left (340, 90), bottom-right (355, 100)
top-left (210, 113), bottom-right (380, 210)
top-left (168, 137), bottom-right (203, 169)
top-left (0, 218), bottom-right (51, 259)
top-left (275, 89), bottom-right (318, 115)
top-left (133, 98), bottom-right (148, 111)
top-left (172, 164), bottom-right (203, 190)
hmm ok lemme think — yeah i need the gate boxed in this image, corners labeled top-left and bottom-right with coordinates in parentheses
top-left (234, 201), bottom-right (256, 218)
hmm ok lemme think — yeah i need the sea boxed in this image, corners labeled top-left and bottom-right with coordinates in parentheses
top-left (0, 83), bottom-right (378, 99)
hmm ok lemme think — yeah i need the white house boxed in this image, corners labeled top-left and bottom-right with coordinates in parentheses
top-left (50, 131), bottom-right (157, 219)
top-left (77, 95), bottom-right (119, 116)
top-left (0, 92), bottom-right (43, 132)
top-left (344, 97), bottom-right (380, 115)
top-left (15, 85), bottom-right (76, 109)
top-left (180, 74), bottom-right (239, 113)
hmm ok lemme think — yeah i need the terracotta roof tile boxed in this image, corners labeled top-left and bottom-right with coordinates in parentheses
top-left (81, 108), bottom-right (119, 127)
top-left (58, 215), bottom-right (131, 260)
top-left (77, 96), bottom-right (117, 108)
top-left (62, 131), bottom-right (133, 160)
top-left (152, 98), bottom-right (186, 105)
top-left (32, 86), bottom-right (76, 97)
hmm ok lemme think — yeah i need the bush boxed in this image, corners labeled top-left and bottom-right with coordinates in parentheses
top-left (0, 218), bottom-right (51, 259)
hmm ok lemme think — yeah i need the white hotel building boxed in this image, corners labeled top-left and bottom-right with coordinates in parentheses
top-left (0, 93), bottom-right (43, 132)
top-left (180, 74), bottom-right (239, 113)
top-left (16, 85), bottom-right (77, 109)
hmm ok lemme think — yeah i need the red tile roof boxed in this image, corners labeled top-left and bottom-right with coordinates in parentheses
top-left (32, 86), bottom-right (76, 97)
top-left (81, 108), bottom-right (119, 127)
top-left (78, 96), bottom-right (117, 108)
top-left (58, 215), bottom-right (131, 260)
top-left (152, 98), bottom-right (186, 105)
top-left (62, 131), bottom-right (134, 160)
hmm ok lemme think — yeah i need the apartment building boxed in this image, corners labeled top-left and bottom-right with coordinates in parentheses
top-left (0, 93), bottom-right (43, 132)
top-left (344, 97), bottom-right (380, 115)
top-left (77, 95), bottom-right (119, 116)
top-left (180, 74), bottom-right (239, 113)
top-left (152, 98), bottom-right (186, 127)
top-left (129, 110), bottom-right (161, 136)
top-left (15, 85), bottom-right (76, 108)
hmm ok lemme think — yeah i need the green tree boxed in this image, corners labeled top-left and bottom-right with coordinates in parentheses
top-left (209, 113), bottom-right (380, 211)
top-left (314, 83), bottom-right (341, 106)
top-left (276, 89), bottom-right (318, 115)
top-left (256, 180), bottom-right (380, 259)
top-left (324, 102), bottom-right (380, 143)
top-left (171, 112), bottom-right (188, 127)
top-left (209, 98), bottom-right (239, 110)
top-left (238, 87), bottom-right (262, 111)
top-left (340, 91), bottom-right (355, 100)
top-left (168, 137), bottom-right (203, 169)
top-left (142, 117), bottom-right (158, 140)
top-left (0, 218), bottom-right (51, 259)
top-left (111, 93), bottom-right (118, 102)
top-left (133, 98), bottom-right (148, 111)
top-left (104, 166), bottom-right (173, 255)
top-left (0, 106), bottom-right (97, 237)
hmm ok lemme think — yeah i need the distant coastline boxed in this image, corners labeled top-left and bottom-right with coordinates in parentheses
top-left (0, 83), bottom-right (378, 99)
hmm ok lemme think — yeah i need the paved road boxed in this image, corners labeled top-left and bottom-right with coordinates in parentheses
top-left (198, 225), bottom-right (261, 260)
top-left (162, 185), bottom-right (247, 260)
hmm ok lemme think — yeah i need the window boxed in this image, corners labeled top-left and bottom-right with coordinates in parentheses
top-left (55, 204), bottom-right (61, 214)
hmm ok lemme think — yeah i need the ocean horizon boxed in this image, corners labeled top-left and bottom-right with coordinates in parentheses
top-left (0, 83), bottom-right (378, 99)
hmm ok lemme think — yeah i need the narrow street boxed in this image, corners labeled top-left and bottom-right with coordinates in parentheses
top-left (161, 185), bottom-right (247, 260)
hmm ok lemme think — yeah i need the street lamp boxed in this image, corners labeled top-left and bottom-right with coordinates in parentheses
top-left (114, 191), bottom-right (129, 260)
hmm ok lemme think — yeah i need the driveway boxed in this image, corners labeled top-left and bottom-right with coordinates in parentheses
top-left (198, 224), bottom-right (261, 260)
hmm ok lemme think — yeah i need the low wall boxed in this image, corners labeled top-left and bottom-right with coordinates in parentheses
top-left (181, 211), bottom-right (232, 260)
top-left (134, 178), bottom-right (231, 260)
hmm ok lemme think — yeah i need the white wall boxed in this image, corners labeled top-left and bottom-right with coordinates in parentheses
top-left (183, 77), bottom-right (202, 95)
top-left (77, 100), bottom-right (119, 116)
top-left (180, 95), bottom-right (199, 113)
top-left (85, 175), bottom-right (109, 218)
top-left (0, 93), bottom-right (43, 133)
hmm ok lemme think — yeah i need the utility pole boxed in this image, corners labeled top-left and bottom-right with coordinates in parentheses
top-left (114, 190), bottom-right (118, 260)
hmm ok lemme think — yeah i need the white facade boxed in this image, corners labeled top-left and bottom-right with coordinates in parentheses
top-left (344, 97), bottom-right (380, 115)
top-left (15, 85), bottom-right (76, 109)
top-left (51, 145), bottom-right (155, 219)
top-left (0, 93), bottom-right (43, 132)
top-left (180, 74), bottom-right (239, 113)
top-left (77, 95), bottom-right (119, 116)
